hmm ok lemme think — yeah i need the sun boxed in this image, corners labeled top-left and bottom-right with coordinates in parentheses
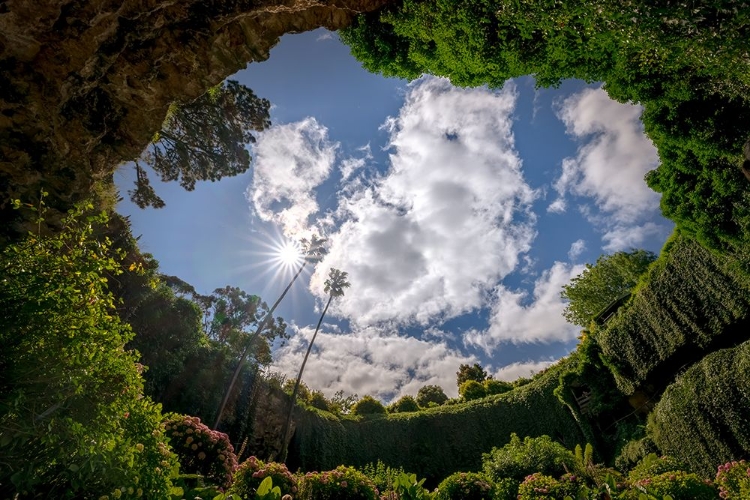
top-left (276, 240), bottom-right (303, 268)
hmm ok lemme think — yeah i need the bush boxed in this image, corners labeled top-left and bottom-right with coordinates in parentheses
top-left (484, 379), bottom-right (513, 396)
top-left (416, 385), bottom-right (448, 407)
top-left (614, 437), bottom-right (658, 472)
top-left (434, 472), bottom-right (496, 500)
top-left (388, 395), bottom-right (420, 413)
top-left (297, 466), bottom-right (379, 500)
top-left (164, 414), bottom-right (238, 488)
top-left (716, 460), bottom-right (750, 499)
top-left (625, 470), bottom-right (717, 499)
top-left (0, 204), bottom-right (175, 497)
top-left (458, 380), bottom-right (486, 401)
top-left (359, 460), bottom-right (406, 492)
top-left (230, 456), bottom-right (297, 498)
top-left (517, 473), bottom-right (580, 499)
top-left (352, 395), bottom-right (387, 416)
top-left (309, 391), bottom-right (330, 411)
top-left (627, 454), bottom-right (685, 482)
top-left (482, 434), bottom-right (577, 482)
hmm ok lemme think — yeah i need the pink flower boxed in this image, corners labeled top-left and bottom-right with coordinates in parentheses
top-left (341, 481), bottom-right (348, 488)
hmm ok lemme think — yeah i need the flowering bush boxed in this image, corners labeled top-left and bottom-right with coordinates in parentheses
top-left (230, 456), bottom-right (298, 497)
top-left (163, 414), bottom-right (238, 488)
top-left (625, 471), bottom-right (716, 499)
top-left (434, 472), bottom-right (496, 500)
top-left (517, 473), bottom-right (579, 499)
top-left (716, 460), bottom-right (750, 499)
top-left (297, 466), bottom-right (379, 500)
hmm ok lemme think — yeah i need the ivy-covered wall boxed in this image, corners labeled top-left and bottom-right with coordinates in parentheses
top-left (647, 339), bottom-right (750, 477)
top-left (287, 360), bottom-right (586, 484)
top-left (596, 235), bottom-right (750, 394)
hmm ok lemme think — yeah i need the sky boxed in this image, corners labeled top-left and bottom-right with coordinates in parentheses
top-left (115, 29), bottom-right (673, 402)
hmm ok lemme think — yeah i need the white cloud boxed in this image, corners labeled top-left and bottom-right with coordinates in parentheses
top-left (493, 359), bottom-right (557, 382)
top-left (248, 117), bottom-right (338, 237)
top-left (465, 261), bottom-right (585, 349)
top-left (601, 222), bottom-right (668, 252)
top-left (316, 31), bottom-right (334, 42)
top-left (550, 88), bottom-right (669, 250)
top-left (567, 239), bottom-right (586, 261)
top-left (311, 76), bottom-right (537, 327)
top-left (272, 324), bottom-right (475, 401)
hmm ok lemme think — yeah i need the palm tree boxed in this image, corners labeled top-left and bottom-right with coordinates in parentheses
top-left (278, 268), bottom-right (350, 462)
top-left (213, 235), bottom-right (326, 429)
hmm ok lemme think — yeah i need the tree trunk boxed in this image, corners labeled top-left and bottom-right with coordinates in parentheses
top-left (213, 261), bottom-right (307, 429)
top-left (278, 293), bottom-right (333, 462)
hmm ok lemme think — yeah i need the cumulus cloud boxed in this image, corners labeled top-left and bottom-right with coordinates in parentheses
top-left (311, 76), bottom-right (537, 327)
top-left (494, 359), bottom-right (557, 382)
top-left (248, 117), bottom-right (338, 236)
top-left (550, 88), bottom-right (669, 250)
top-left (272, 324), bottom-right (476, 401)
top-left (567, 239), bottom-right (586, 261)
top-left (465, 261), bottom-right (585, 349)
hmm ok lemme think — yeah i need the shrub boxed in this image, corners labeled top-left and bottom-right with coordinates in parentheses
top-left (458, 380), bottom-right (486, 401)
top-left (482, 434), bottom-right (576, 482)
top-left (416, 385), bottom-right (448, 407)
top-left (0, 204), bottom-right (175, 497)
top-left (164, 414), bottom-right (238, 488)
top-left (309, 391), bottom-right (330, 411)
top-left (625, 470), bottom-right (717, 499)
top-left (230, 456), bottom-right (297, 498)
top-left (484, 379), bottom-right (513, 396)
top-left (627, 453), bottom-right (685, 482)
top-left (716, 460), bottom-right (750, 499)
top-left (352, 395), bottom-right (387, 416)
top-left (297, 466), bottom-right (379, 500)
top-left (615, 437), bottom-right (658, 472)
top-left (359, 460), bottom-right (406, 492)
top-left (434, 472), bottom-right (496, 500)
top-left (494, 477), bottom-right (520, 500)
top-left (388, 395), bottom-right (420, 413)
top-left (517, 473), bottom-right (580, 499)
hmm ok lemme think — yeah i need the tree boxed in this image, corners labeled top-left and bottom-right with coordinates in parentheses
top-left (213, 235), bottom-right (326, 429)
top-left (129, 80), bottom-right (271, 208)
top-left (459, 380), bottom-right (487, 401)
top-left (456, 363), bottom-right (488, 388)
top-left (352, 395), bottom-right (387, 416)
top-left (416, 384), bottom-right (448, 407)
top-left (388, 395), bottom-right (420, 413)
top-left (561, 249), bottom-right (656, 327)
top-left (279, 268), bottom-right (350, 462)
top-left (484, 379), bottom-right (513, 396)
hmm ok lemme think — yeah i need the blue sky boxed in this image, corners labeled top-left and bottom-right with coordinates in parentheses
top-left (116, 29), bottom-right (672, 401)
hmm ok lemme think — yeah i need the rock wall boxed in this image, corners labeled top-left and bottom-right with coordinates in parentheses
top-left (0, 0), bottom-right (391, 234)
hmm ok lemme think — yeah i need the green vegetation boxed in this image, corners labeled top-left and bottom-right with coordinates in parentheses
top-left (647, 340), bottom-right (750, 476)
top-left (0, 204), bottom-right (175, 497)
top-left (352, 395), bottom-right (388, 416)
top-left (388, 395), bottom-right (420, 413)
top-left (561, 250), bottom-right (656, 327)
top-left (416, 385), bottom-right (448, 408)
top-left (341, 0), bottom-right (750, 251)
top-left (130, 80), bottom-right (271, 209)
top-left (288, 359), bottom-right (585, 484)
top-left (434, 472), bottom-right (496, 500)
top-left (482, 434), bottom-right (576, 483)
top-left (596, 235), bottom-right (750, 394)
